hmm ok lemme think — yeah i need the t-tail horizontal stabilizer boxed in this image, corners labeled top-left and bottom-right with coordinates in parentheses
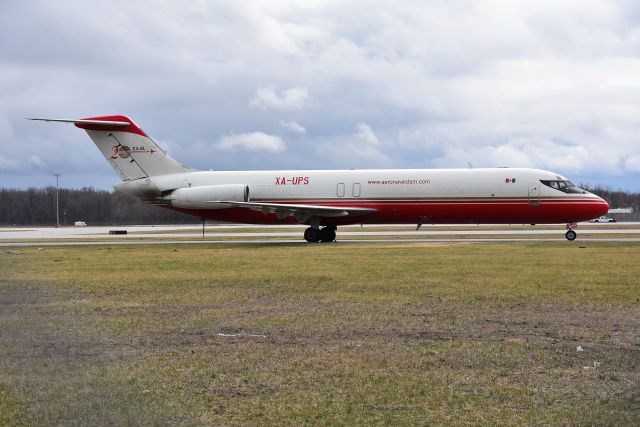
top-left (28, 115), bottom-right (192, 181)
top-left (27, 118), bottom-right (130, 127)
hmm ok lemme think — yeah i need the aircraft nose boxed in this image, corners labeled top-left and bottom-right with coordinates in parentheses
top-left (596, 196), bottom-right (609, 217)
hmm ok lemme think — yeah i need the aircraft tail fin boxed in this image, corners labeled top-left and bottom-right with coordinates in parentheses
top-left (28, 115), bottom-right (192, 181)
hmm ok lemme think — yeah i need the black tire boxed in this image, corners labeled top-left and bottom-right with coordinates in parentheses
top-left (565, 230), bottom-right (577, 241)
top-left (304, 227), bottom-right (320, 243)
top-left (319, 227), bottom-right (336, 243)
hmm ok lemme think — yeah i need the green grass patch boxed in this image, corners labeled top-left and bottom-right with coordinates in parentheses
top-left (1, 242), bottom-right (638, 425)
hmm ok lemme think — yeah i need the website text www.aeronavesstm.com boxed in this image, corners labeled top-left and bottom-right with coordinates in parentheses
top-left (367, 179), bottom-right (431, 185)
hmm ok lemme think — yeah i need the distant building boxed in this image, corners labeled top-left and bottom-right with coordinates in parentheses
top-left (608, 207), bottom-right (637, 222)
top-left (608, 208), bottom-right (633, 214)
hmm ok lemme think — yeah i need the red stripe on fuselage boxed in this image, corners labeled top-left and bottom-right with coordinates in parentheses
top-left (252, 198), bottom-right (602, 205)
top-left (165, 198), bottom-right (609, 226)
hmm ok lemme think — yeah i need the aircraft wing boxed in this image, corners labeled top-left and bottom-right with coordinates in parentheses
top-left (207, 201), bottom-right (376, 222)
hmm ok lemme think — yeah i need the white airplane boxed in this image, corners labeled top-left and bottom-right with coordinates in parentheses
top-left (30, 115), bottom-right (608, 241)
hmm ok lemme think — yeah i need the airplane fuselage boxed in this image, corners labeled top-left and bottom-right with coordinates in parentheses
top-left (116, 167), bottom-right (608, 226)
top-left (30, 115), bottom-right (609, 241)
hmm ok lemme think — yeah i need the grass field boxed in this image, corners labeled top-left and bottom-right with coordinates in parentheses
top-left (1, 242), bottom-right (639, 425)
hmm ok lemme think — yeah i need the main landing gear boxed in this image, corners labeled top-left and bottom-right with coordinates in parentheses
top-left (304, 226), bottom-right (336, 243)
top-left (565, 222), bottom-right (578, 241)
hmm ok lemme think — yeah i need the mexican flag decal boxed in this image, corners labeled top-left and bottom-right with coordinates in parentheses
top-left (505, 178), bottom-right (516, 183)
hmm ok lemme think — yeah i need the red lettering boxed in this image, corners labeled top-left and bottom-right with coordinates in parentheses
top-left (276, 176), bottom-right (309, 185)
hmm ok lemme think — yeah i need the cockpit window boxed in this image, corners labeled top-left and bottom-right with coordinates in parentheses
top-left (540, 180), bottom-right (584, 194)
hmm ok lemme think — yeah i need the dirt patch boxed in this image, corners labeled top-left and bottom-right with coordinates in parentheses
top-left (106, 297), bottom-right (639, 425)
top-left (0, 282), bottom-right (134, 367)
top-left (400, 301), bottom-right (640, 347)
top-left (0, 281), bottom-right (181, 425)
top-left (98, 297), bottom-right (639, 358)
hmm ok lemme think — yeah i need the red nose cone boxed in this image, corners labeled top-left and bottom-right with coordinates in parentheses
top-left (597, 198), bottom-right (609, 217)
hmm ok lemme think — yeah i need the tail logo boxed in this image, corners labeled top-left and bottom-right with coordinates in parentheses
top-left (111, 145), bottom-right (131, 159)
top-left (110, 145), bottom-right (157, 160)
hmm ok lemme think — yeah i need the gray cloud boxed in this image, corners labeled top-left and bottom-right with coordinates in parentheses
top-left (1, 0), bottom-right (639, 190)
top-left (356, 124), bottom-right (381, 146)
top-left (251, 87), bottom-right (311, 110)
top-left (280, 120), bottom-right (307, 134)
top-left (216, 132), bottom-right (286, 153)
top-left (0, 155), bottom-right (19, 171)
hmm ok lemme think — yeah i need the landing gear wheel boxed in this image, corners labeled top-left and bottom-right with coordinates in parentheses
top-left (565, 230), bottom-right (577, 241)
top-left (304, 227), bottom-right (320, 243)
top-left (319, 227), bottom-right (336, 243)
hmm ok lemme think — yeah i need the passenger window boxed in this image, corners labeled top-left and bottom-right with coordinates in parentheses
top-left (337, 183), bottom-right (345, 197)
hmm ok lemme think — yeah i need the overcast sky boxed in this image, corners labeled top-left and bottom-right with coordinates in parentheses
top-left (1, 0), bottom-right (639, 191)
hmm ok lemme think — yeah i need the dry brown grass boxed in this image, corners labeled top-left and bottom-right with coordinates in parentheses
top-left (0, 242), bottom-right (639, 425)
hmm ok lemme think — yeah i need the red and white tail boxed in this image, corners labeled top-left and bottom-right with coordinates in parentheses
top-left (29, 115), bottom-right (192, 181)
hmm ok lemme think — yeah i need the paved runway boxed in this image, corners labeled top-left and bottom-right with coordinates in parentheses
top-left (2, 237), bottom-right (640, 247)
top-left (1, 223), bottom-right (639, 246)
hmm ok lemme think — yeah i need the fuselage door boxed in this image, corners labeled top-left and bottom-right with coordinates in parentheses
top-left (528, 184), bottom-right (541, 206)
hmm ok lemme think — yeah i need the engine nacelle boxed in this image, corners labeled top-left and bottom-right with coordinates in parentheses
top-left (168, 184), bottom-right (250, 209)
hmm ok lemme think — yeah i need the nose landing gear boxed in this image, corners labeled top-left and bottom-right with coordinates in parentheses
top-left (304, 226), bottom-right (336, 243)
top-left (565, 222), bottom-right (578, 241)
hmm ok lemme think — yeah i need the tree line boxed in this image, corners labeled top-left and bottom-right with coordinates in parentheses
top-left (0, 185), bottom-right (638, 226)
top-left (0, 187), bottom-right (198, 226)
top-left (582, 185), bottom-right (640, 213)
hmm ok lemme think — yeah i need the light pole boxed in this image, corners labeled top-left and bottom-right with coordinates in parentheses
top-left (53, 173), bottom-right (60, 228)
